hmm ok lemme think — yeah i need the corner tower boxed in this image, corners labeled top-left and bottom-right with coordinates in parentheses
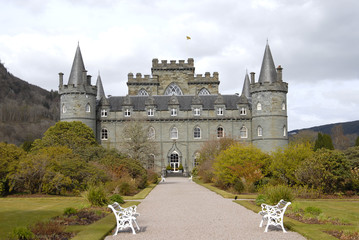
top-left (59, 45), bottom-right (97, 134)
top-left (250, 43), bottom-right (288, 152)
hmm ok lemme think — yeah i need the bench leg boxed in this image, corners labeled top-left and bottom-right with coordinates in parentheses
top-left (264, 223), bottom-right (270, 233)
top-left (259, 219), bottom-right (263, 228)
top-left (133, 219), bottom-right (140, 231)
top-left (281, 222), bottom-right (287, 233)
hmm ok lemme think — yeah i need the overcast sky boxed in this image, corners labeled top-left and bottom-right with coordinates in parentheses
top-left (0, 0), bottom-right (358, 131)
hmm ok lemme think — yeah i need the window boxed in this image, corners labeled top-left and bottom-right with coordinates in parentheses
top-left (148, 127), bottom-right (155, 140)
top-left (257, 126), bottom-right (263, 137)
top-left (170, 108), bottom-right (177, 116)
top-left (198, 88), bottom-right (210, 95)
top-left (240, 107), bottom-right (246, 115)
top-left (101, 128), bottom-right (108, 140)
top-left (62, 104), bottom-right (67, 113)
top-left (240, 126), bottom-right (247, 138)
top-left (164, 83), bottom-right (183, 95)
top-left (86, 103), bottom-right (91, 112)
top-left (138, 89), bottom-right (149, 96)
top-left (257, 103), bottom-right (262, 111)
top-left (217, 126), bottom-right (224, 138)
top-left (193, 108), bottom-right (201, 116)
top-left (101, 109), bottom-right (107, 117)
top-left (124, 109), bottom-right (131, 117)
top-left (217, 107), bottom-right (224, 116)
top-left (194, 127), bottom-right (201, 139)
top-left (282, 102), bottom-right (286, 111)
top-left (147, 108), bottom-right (154, 116)
top-left (283, 126), bottom-right (287, 137)
top-left (170, 127), bottom-right (178, 139)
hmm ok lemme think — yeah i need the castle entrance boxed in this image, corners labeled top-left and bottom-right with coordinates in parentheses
top-left (170, 153), bottom-right (179, 172)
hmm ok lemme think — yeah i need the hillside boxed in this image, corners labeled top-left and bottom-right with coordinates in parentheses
top-left (289, 120), bottom-right (359, 136)
top-left (0, 62), bottom-right (59, 145)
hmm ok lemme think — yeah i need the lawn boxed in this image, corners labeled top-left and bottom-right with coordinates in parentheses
top-left (0, 196), bottom-right (86, 238)
top-left (236, 199), bottom-right (359, 240)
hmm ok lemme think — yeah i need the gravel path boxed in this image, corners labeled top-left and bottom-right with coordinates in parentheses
top-left (105, 177), bottom-right (306, 240)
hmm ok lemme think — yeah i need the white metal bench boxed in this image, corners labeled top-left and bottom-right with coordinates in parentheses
top-left (258, 199), bottom-right (291, 233)
top-left (108, 202), bottom-right (140, 235)
top-left (160, 175), bottom-right (166, 183)
top-left (188, 175), bottom-right (193, 182)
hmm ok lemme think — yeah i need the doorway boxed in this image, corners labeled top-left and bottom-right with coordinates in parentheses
top-left (170, 153), bottom-right (179, 172)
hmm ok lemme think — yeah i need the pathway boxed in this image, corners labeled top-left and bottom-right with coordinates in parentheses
top-left (105, 177), bottom-right (306, 240)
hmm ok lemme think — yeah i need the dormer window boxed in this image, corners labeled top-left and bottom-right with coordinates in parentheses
top-left (124, 109), bottom-right (131, 117)
top-left (217, 107), bottom-right (224, 116)
top-left (147, 108), bottom-right (154, 117)
top-left (257, 103), bottom-right (262, 111)
top-left (240, 107), bottom-right (246, 115)
top-left (86, 103), bottom-right (91, 112)
top-left (101, 109), bottom-right (108, 117)
top-left (171, 108), bottom-right (177, 116)
top-left (194, 108), bottom-right (201, 116)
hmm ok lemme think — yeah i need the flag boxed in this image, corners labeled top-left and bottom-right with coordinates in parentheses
top-left (186, 36), bottom-right (191, 40)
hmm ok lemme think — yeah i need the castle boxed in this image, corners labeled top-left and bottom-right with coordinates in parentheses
top-left (59, 43), bottom-right (288, 174)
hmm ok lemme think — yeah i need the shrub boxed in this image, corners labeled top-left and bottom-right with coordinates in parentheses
top-left (83, 185), bottom-right (108, 206)
top-left (109, 194), bottom-right (125, 204)
top-left (8, 227), bottom-right (35, 240)
top-left (191, 167), bottom-right (198, 177)
top-left (233, 178), bottom-right (245, 193)
top-left (255, 194), bottom-right (267, 206)
top-left (261, 184), bottom-right (294, 205)
top-left (31, 221), bottom-right (65, 236)
top-left (119, 182), bottom-right (131, 195)
top-left (147, 170), bottom-right (159, 184)
top-left (63, 207), bottom-right (77, 216)
top-left (304, 206), bottom-right (322, 216)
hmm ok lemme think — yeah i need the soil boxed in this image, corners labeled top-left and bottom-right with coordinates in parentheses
top-left (286, 213), bottom-right (348, 225)
top-left (54, 207), bottom-right (107, 225)
top-left (36, 232), bottom-right (74, 240)
top-left (325, 230), bottom-right (359, 240)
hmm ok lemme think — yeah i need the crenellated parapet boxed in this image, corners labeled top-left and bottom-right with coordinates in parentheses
top-left (189, 72), bottom-right (220, 85)
top-left (59, 72), bottom-right (97, 95)
top-left (151, 58), bottom-right (195, 72)
top-left (250, 81), bottom-right (288, 94)
top-left (127, 73), bottom-right (159, 86)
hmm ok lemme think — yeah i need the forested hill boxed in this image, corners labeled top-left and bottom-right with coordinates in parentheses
top-left (0, 62), bottom-right (59, 145)
top-left (289, 120), bottom-right (359, 136)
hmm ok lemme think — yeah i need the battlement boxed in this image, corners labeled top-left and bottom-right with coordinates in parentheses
top-left (193, 72), bottom-right (219, 81)
top-left (59, 84), bottom-right (97, 95)
top-left (127, 73), bottom-right (159, 84)
top-left (151, 58), bottom-right (195, 71)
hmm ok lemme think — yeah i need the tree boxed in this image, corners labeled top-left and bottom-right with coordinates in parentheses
top-left (331, 125), bottom-right (350, 150)
top-left (197, 137), bottom-right (237, 183)
top-left (289, 130), bottom-right (317, 146)
top-left (269, 142), bottom-right (314, 185)
top-left (31, 121), bottom-right (98, 156)
top-left (295, 148), bottom-right (351, 193)
top-left (120, 120), bottom-right (158, 168)
top-left (213, 143), bottom-right (270, 191)
top-left (356, 136), bottom-right (359, 147)
top-left (314, 132), bottom-right (334, 151)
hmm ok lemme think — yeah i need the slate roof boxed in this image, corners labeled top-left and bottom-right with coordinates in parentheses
top-left (258, 43), bottom-right (277, 83)
top-left (68, 45), bottom-right (86, 86)
top-left (108, 95), bottom-right (244, 111)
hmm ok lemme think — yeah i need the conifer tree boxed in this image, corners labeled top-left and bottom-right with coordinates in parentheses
top-left (314, 132), bottom-right (334, 151)
top-left (356, 136), bottom-right (359, 147)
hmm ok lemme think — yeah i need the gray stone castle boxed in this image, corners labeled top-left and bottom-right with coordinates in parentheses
top-left (59, 43), bottom-right (288, 174)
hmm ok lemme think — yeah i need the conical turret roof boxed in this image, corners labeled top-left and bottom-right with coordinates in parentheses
top-left (96, 74), bottom-right (106, 101)
top-left (68, 44), bottom-right (86, 86)
top-left (241, 73), bottom-right (251, 99)
top-left (258, 43), bottom-right (277, 83)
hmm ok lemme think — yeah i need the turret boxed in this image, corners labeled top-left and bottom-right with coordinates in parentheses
top-left (250, 43), bottom-right (288, 152)
top-left (59, 44), bottom-right (97, 135)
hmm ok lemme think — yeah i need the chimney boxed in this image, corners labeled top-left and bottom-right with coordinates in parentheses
top-left (59, 72), bottom-right (64, 87)
top-left (250, 72), bottom-right (255, 84)
top-left (276, 65), bottom-right (283, 82)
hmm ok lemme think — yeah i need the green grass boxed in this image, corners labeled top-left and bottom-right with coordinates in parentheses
top-left (0, 196), bottom-right (86, 238)
top-left (193, 178), bottom-right (257, 199)
top-left (71, 201), bottom-right (140, 240)
top-left (123, 183), bottom-right (157, 200)
top-left (235, 199), bottom-right (359, 240)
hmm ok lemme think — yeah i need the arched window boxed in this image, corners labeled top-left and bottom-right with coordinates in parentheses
top-left (62, 104), bottom-right (67, 113)
top-left (240, 126), bottom-right (247, 138)
top-left (257, 102), bottom-right (262, 111)
top-left (257, 126), bottom-right (263, 137)
top-left (101, 128), bottom-right (108, 140)
top-left (198, 88), bottom-right (210, 95)
top-left (217, 126), bottom-right (224, 138)
top-left (138, 89), bottom-right (149, 96)
top-left (194, 127), bottom-right (201, 139)
top-left (86, 103), bottom-right (91, 112)
top-left (164, 83), bottom-right (183, 95)
top-left (170, 127), bottom-right (178, 139)
top-left (283, 125), bottom-right (287, 137)
top-left (148, 127), bottom-right (155, 140)
top-left (282, 102), bottom-right (286, 111)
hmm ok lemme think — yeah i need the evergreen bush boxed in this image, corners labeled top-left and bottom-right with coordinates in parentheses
top-left (83, 185), bottom-right (108, 206)
top-left (109, 194), bottom-right (125, 204)
top-left (8, 227), bottom-right (35, 240)
top-left (262, 184), bottom-right (294, 205)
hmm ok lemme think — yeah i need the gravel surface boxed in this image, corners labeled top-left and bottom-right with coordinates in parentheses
top-left (105, 177), bottom-right (306, 240)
